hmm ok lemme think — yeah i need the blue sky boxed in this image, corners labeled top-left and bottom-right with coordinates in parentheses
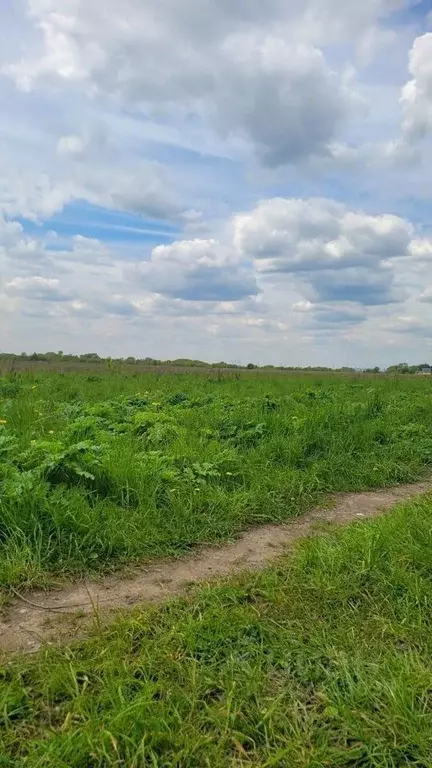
top-left (1, 0), bottom-right (432, 366)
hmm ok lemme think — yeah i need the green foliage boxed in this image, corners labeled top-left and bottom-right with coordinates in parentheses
top-left (2, 493), bottom-right (432, 765)
top-left (217, 418), bottom-right (267, 447)
top-left (1, 370), bottom-right (432, 588)
top-left (0, 378), bottom-right (20, 398)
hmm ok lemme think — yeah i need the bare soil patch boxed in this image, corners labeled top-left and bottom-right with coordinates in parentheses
top-left (1, 479), bottom-right (431, 655)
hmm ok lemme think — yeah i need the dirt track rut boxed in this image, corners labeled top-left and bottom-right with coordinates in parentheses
top-left (1, 479), bottom-right (431, 654)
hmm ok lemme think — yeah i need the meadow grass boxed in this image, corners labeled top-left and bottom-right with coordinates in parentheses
top-left (1, 491), bottom-right (432, 766)
top-left (1, 369), bottom-right (432, 589)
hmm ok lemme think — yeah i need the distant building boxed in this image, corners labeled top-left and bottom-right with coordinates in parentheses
top-left (420, 366), bottom-right (432, 374)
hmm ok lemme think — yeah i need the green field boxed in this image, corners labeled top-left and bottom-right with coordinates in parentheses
top-left (2, 490), bottom-right (432, 766)
top-left (1, 370), bottom-right (432, 591)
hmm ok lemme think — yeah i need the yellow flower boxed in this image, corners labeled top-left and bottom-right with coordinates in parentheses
top-left (48, 430), bottom-right (54, 434)
top-left (0, 419), bottom-right (6, 425)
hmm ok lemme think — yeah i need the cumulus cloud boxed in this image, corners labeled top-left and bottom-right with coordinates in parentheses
top-left (0, 213), bottom-right (55, 271)
top-left (208, 38), bottom-right (350, 166)
top-left (232, 197), bottom-right (418, 307)
top-left (0, 0), bottom-right (423, 231)
top-left (0, 148), bottom-right (185, 223)
top-left (0, 84), bottom-right (191, 222)
top-left (293, 300), bottom-right (367, 328)
top-left (0, 172), bottom-right (77, 222)
top-left (4, 0), bottom-right (406, 89)
top-left (309, 265), bottom-right (404, 306)
top-left (401, 33), bottom-right (432, 139)
top-left (233, 197), bottom-right (413, 271)
top-left (2, 1), bottom-right (432, 365)
top-left (137, 238), bottom-right (258, 302)
top-left (408, 237), bottom-right (432, 260)
top-left (1, 190), bottom-right (432, 364)
top-left (382, 315), bottom-right (432, 337)
top-left (2, 0), bottom-right (402, 168)
top-left (5, 275), bottom-right (71, 302)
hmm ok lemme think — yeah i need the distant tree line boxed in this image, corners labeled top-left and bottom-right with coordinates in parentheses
top-left (0, 351), bottom-right (237, 368)
top-left (0, 352), bottom-right (430, 373)
top-left (384, 363), bottom-right (431, 374)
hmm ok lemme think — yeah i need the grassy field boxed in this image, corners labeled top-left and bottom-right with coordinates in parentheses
top-left (1, 491), bottom-right (432, 766)
top-left (1, 370), bottom-right (432, 590)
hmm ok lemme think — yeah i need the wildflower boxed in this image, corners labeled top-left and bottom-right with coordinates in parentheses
top-left (48, 430), bottom-right (54, 434)
top-left (0, 419), bottom-right (6, 424)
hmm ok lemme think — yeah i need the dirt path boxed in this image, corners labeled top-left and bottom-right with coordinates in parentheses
top-left (1, 479), bottom-right (431, 655)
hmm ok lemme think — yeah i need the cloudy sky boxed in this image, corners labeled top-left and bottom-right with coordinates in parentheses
top-left (1, 0), bottom-right (432, 366)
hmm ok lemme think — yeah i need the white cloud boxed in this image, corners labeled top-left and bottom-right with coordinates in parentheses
top-left (293, 300), bottom-right (367, 327)
top-left (0, 145), bottom-right (185, 223)
top-left (0, 86), bottom-right (191, 222)
top-left (56, 134), bottom-right (86, 157)
top-left (419, 287), bottom-right (432, 303)
top-left (401, 33), bottom-right (432, 139)
top-left (137, 238), bottom-right (258, 302)
top-left (2, 0), bottom-right (406, 168)
top-left (408, 237), bottom-right (432, 260)
top-left (309, 265), bottom-right (404, 306)
top-left (382, 314), bottom-right (432, 337)
top-left (5, 275), bottom-right (71, 302)
top-left (233, 198), bottom-right (413, 272)
top-left (2, 193), bottom-right (430, 361)
top-left (207, 38), bottom-right (350, 166)
top-left (2, 1), bottom-right (432, 366)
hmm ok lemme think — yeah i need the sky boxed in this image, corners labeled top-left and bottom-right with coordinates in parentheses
top-left (1, 0), bottom-right (432, 367)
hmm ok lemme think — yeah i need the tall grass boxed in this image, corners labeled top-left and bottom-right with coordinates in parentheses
top-left (2, 491), bottom-right (432, 765)
top-left (1, 370), bottom-right (432, 588)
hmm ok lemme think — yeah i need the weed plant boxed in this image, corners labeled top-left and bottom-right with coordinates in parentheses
top-left (1, 370), bottom-right (432, 588)
top-left (2, 492), bottom-right (432, 766)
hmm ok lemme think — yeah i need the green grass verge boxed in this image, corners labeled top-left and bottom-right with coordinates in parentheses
top-left (2, 370), bottom-right (432, 589)
top-left (2, 492), bottom-right (432, 766)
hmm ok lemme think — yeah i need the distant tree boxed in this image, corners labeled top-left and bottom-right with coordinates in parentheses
top-left (386, 363), bottom-right (410, 374)
top-left (80, 353), bottom-right (100, 361)
top-left (246, 363), bottom-right (255, 370)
